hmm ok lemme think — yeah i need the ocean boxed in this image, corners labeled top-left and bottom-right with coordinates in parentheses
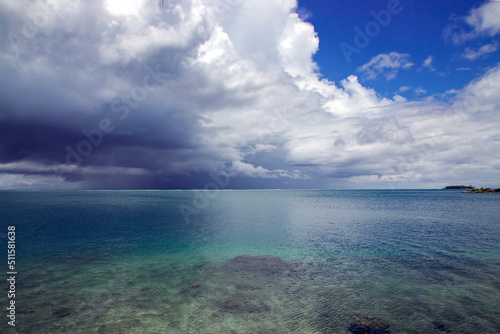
top-left (1, 189), bottom-right (499, 333)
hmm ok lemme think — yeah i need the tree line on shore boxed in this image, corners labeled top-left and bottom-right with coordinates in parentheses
top-left (443, 185), bottom-right (500, 193)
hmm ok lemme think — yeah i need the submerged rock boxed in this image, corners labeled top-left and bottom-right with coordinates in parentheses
top-left (212, 255), bottom-right (302, 316)
top-left (348, 316), bottom-right (391, 334)
top-left (222, 254), bottom-right (301, 277)
top-left (52, 307), bottom-right (72, 318)
top-left (433, 321), bottom-right (452, 332)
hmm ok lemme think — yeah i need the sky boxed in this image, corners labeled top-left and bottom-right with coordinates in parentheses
top-left (0, 0), bottom-right (499, 190)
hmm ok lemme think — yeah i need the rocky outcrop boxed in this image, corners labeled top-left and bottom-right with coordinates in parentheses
top-left (348, 316), bottom-right (391, 334)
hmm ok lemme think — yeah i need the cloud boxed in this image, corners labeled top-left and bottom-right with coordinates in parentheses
top-left (444, 0), bottom-right (500, 44)
top-left (356, 52), bottom-right (414, 80)
top-left (462, 42), bottom-right (498, 60)
top-left (465, 0), bottom-right (500, 36)
top-left (422, 55), bottom-right (436, 72)
top-left (0, 0), bottom-right (338, 189)
top-left (229, 160), bottom-right (303, 179)
top-left (414, 87), bottom-right (427, 95)
top-left (229, 161), bottom-right (277, 178)
top-left (296, 6), bottom-right (313, 21)
top-left (0, 172), bottom-right (80, 190)
top-left (0, 0), bottom-right (499, 189)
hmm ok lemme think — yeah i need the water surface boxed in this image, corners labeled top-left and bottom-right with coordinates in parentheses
top-left (1, 190), bottom-right (499, 333)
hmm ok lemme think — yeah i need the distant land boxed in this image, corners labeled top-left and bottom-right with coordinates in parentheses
top-left (443, 185), bottom-right (500, 193)
top-left (463, 187), bottom-right (500, 193)
top-left (443, 185), bottom-right (474, 189)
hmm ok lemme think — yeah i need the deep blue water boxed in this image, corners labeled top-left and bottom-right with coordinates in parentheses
top-left (1, 190), bottom-right (499, 333)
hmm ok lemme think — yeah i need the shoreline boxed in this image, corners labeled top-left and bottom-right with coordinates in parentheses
top-left (463, 189), bottom-right (500, 194)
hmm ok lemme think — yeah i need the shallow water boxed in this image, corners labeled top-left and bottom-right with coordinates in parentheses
top-left (1, 190), bottom-right (500, 333)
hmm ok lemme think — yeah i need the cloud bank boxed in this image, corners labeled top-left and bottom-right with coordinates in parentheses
top-left (0, 0), bottom-right (499, 189)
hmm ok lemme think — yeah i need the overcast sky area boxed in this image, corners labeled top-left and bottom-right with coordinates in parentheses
top-left (0, 0), bottom-right (499, 189)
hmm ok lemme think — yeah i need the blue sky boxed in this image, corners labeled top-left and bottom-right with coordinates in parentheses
top-left (0, 0), bottom-right (499, 189)
top-left (301, 0), bottom-right (499, 98)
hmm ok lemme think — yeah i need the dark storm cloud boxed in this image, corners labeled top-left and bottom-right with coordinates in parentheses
top-left (0, 0), bottom-right (219, 188)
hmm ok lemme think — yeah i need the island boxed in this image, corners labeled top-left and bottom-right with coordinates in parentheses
top-left (463, 187), bottom-right (500, 193)
top-left (443, 185), bottom-right (474, 189)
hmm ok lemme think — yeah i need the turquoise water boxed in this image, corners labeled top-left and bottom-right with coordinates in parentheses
top-left (1, 190), bottom-right (500, 333)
